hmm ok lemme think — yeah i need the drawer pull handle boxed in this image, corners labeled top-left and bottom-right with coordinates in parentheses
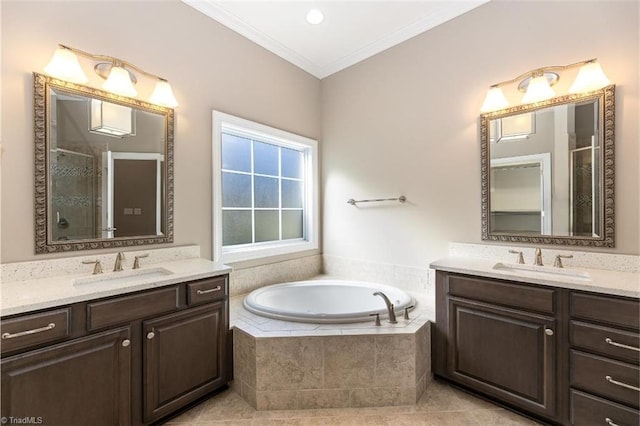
top-left (605, 337), bottom-right (640, 352)
top-left (544, 328), bottom-right (554, 336)
top-left (1, 323), bottom-right (56, 340)
top-left (605, 375), bottom-right (640, 392)
top-left (196, 286), bottom-right (222, 295)
top-left (605, 418), bottom-right (619, 426)
top-left (147, 332), bottom-right (155, 340)
top-left (122, 339), bottom-right (130, 347)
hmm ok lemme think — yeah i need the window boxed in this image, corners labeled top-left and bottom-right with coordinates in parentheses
top-left (212, 111), bottom-right (318, 262)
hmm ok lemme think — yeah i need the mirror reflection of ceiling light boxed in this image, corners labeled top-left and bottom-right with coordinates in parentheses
top-left (89, 99), bottom-right (136, 138)
top-left (306, 9), bottom-right (324, 25)
top-left (481, 59), bottom-right (610, 113)
top-left (44, 44), bottom-right (178, 108)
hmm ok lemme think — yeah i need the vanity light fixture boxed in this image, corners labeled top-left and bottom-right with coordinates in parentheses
top-left (44, 44), bottom-right (178, 108)
top-left (481, 59), bottom-right (610, 113)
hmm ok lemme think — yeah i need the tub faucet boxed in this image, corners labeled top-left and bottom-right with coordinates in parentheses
top-left (373, 291), bottom-right (397, 324)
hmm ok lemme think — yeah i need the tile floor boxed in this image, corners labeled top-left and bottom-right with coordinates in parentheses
top-left (164, 380), bottom-right (543, 425)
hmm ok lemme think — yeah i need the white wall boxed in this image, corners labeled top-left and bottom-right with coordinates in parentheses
top-left (1, 0), bottom-right (321, 263)
top-left (321, 0), bottom-right (639, 271)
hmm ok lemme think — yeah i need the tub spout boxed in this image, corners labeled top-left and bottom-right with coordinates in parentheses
top-left (373, 291), bottom-right (397, 324)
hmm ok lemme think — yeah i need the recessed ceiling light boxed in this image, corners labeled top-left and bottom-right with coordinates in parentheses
top-left (306, 9), bottom-right (324, 25)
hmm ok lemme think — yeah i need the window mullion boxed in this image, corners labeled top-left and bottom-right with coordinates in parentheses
top-left (278, 146), bottom-right (283, 242)
top-left (250, 139), bottom-right (256, 244)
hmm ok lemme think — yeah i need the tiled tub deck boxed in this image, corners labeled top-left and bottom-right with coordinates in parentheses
top-left (230, 292), bottom-right (433, 411)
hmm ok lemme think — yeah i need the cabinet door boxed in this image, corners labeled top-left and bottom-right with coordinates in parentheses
top-left (143, 302), bottom-right (228, 423)
top-left (1, 327), bottom-right (131, 426)
top-left (446, 297), bottom-right (557, 419)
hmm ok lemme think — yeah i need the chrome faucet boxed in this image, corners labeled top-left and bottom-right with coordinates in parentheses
top-left (113, 252), bottom-right (126, 272)
top-left (534, 248), bottom-right (543, 266)
top-left (373, 291), bottom-right (397, 324)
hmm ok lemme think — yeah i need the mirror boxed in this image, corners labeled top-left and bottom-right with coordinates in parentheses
top-left (34, 73), bottom-right (174, 253)
top-left (480, 85), bottom-right (615, 247)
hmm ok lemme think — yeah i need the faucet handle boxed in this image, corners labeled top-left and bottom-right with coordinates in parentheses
top-left (554, 254), bottom-right (573, 268)
top-left (133, 253), bottom-right (150, 270)
top-left (82, 260), bottom-right (102, 275)
top-left (404, 305), bottom-right (415, 320)
top-left (369, 313), bottom-right (381, 326)
top-left (508, 250), bottom-right (525, 264)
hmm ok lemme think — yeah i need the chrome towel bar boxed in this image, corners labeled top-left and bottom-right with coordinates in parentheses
top-left (347, 195), bottom-right (406, 206)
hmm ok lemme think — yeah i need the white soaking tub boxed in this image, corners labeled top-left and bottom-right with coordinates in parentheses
top-left (243, 280), bottom-right (415, 323)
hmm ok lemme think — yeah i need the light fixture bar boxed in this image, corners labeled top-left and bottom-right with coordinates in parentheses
top-left (57, 44), bottom-right (167, 82)
top-left (45, 44), bottom-right (178, 107)
top-left (481, 58), bottom-right (610, 113)
top-left (486, 58), bottom-right (598, 89)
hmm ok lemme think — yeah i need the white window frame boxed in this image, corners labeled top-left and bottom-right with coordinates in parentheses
top-left (212, 111), bottom-right (319, 263)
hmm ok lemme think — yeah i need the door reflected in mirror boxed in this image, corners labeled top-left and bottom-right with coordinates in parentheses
top-left (481, 85), bottom-right (615, 247)
top-left (34, 73), bottom-right (174, 253)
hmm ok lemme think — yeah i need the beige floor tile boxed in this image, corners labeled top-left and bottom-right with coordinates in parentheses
top-left (470, 408), bottom-right (538, 425)
top-left (163, 403), bottom-right (205, 424)
top-left (170, 382), bottom-right (544, 426)
top-left (414, 381), bottom-right (470, 412)
top-left (197, 390), bottom-right (257, 422)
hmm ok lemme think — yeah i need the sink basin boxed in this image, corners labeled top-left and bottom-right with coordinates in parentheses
top-left (492, 262), bottom-right (591, 281)
top-left (74, 267), bottom-right (173, 286)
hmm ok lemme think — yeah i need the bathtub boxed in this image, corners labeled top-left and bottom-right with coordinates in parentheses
top-left (243, 280), bottom-right (415, 323)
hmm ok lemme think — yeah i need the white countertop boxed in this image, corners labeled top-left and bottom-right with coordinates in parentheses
top-left (430, 257), bottom-right (640, 298)
top-left (1, 258), bottom-right (232, 317)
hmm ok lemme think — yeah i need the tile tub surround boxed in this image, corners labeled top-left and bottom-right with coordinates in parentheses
top-left (230, 292), bottom-right (432, 410)
top-left (323, 254), bottom-right (430, 293)
top-left (448, 242), bottom-right (640, 273)
top-left (229, 254), bottom-right (322, 296)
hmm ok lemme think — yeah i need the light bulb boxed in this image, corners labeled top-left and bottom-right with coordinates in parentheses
top-left (44, 47), bottom-right (88, 84)
top-left (481, 86), bottom-right (509, 113)
top-left (103, 65), bottom-right (137, 97)
top-left (569, 61), bottom-right (610, 93)
top-left (149, 80), bottom-right (178, 108)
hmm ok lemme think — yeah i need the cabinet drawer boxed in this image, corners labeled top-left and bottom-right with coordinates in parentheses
top-left (571, 320), bottom-right (640, 364)
top-left (571, 350), bottom-right (640, 408)
top-left (1, 308), bottom-right (70, 354)
top-left (447, 274), bottom-right (555, 314)
top-left (187, 276), bottom-right (227, 306)
top-left (571, 292), bottom-right (640, 331)
top-left (570, 389), bottom-right (639, 426)
top-left (87, 287), bottom-right (179, 330)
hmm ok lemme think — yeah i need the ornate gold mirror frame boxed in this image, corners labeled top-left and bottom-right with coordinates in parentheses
top-left (480, 85), bottom-right (615, 247)
top-left (34, 72), bottom-right (174, 253)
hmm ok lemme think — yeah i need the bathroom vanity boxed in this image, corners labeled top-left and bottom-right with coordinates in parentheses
top-left (431, 258), bottom-right (639, 426)
top-left (0, 255), bottom-right (231, 426)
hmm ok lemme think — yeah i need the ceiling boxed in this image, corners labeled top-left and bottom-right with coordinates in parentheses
top-left (182, 1), bottom-right (489, 79)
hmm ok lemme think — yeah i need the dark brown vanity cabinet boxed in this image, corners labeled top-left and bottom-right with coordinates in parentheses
top-left (568, 292), bottom-right (640, 425)
top-left (143, 302), bottom-right (227, 423)
top-left (434, 273), bottom-right (560, 420)
top-left (1, 327), bottom-right (132, 426)
top-left (1, 274), bottom-right (230, 426)
top-left (434, 271), bottom-right (640, 425)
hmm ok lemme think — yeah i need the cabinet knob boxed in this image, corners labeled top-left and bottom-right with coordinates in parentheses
top-left (121, 339), bottom-right (131, 347)
top-left (147, 332), bottom-right (155, 340)
top-left (544, 328), bottom-right (554, 336)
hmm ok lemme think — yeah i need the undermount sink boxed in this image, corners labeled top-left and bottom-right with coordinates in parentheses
top-left (492, 262), bottom-right (591, 281)
top-left (74, 267), bottom-right (173, 286)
